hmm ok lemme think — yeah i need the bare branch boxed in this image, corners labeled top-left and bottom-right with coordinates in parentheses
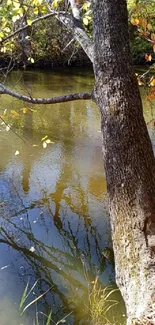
top-left (0, 84), bottom-right (92, 104)
top-left (54, 12), bottom-right (94, 62)
top-left (0, 11), bottom-right (67, 45)
top-left (69, 0), bottom-right (81, 20)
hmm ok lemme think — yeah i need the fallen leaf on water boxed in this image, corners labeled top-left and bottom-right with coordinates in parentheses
top-left (43, 141), bottom-right (47, 148)
top-left (41, 135), bottom-right (48, 142)
top-left (29, 246), bottom-right (35, 253)
top-left (15, 150), bottom-right (19, 156)
top-left (6, 125), bottom-right (10, 131)
top-left (45, 139), bottom-right (54, 144)
top-left (0, 265), bottom-right (9, 270)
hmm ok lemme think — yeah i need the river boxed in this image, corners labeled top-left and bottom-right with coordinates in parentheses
top-left (0, 68), bottom-right (155, 325)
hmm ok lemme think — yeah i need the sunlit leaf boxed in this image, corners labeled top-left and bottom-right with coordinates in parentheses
top-left (52, 0), bottom-right (58, 8)
top-left (15, 150), bottom-right (19, 155)
top-left (151, 33), bottom-right (155, 41)
top-left (27, 19), bottom-right (32, 26)
top-left (83, 17), bottom-right (89, 26)
top-left (147, 23), bottom-right (152, 31)
top-left (41, 135), bottom-right (48, 141)
top-left (6, 125), bottom-right (10, 131)
top-left (43, 141), bottom-right (47, 148)
top-left (10, 110), bottom-right (19, 117)
top-left (150, 78), bottom-right (155, 87)
top-left (140, 18), bottom-right (147, 29)
top-left (131, 17), bottom-right (139, 26)
top-left (23, 108), bottom-right (29, 114)
top-left (145, 54), bottom-right (152, 61)
top-left (45, 139), bottom-right (54, 144)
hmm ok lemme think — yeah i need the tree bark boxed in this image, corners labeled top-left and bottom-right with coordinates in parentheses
top-left (92, 0), bottom-right (155, 323)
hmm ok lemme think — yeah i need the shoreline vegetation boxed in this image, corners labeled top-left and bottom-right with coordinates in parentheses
top-left (0, 51), bottom-right (155, 69)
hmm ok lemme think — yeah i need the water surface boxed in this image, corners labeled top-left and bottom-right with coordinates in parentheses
top-left (0, 68), bottom-right (154, 324)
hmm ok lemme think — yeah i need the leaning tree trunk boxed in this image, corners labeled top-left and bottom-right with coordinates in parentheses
top-left (92, 0), bottom-right (155, 323)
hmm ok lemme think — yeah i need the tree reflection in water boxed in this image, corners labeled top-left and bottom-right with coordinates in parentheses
top-left (0, 70), bottom-right (125, 324)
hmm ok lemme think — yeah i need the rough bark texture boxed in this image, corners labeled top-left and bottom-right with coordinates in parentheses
top-left (92, 0), bottom-right (155, 323)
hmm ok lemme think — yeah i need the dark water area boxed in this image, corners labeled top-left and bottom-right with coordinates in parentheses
top-left (0, 68), bottom-right (155, 325)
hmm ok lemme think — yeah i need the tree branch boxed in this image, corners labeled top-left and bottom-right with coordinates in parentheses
top-left (0, 11), bottom-right (67, 45)
top-left (0, 5), bottom-right (94, 63)
top-left (0, 84), bottom-right (92, 104)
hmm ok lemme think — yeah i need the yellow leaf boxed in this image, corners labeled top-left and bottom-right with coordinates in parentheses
top-left (10, 110), bottom-right (19, 117)
top-left (6, 125), bottom-right (10, 131)
top-left (32, 144), bottom-right (39, 147)
top-left (151, 33), bottom-right (155, 41)
top-left (83, 17), bottom-right (89, 26)
top-left (45, 139), bottom-right (54, 144)
top-left (131, 18), bottom-right (139, 26)
top-left (140, 18), bottom-right (147, 29)
top-left (27, 20), bottom-right (32, 26)
top-left (52, 0), bottom-right (58, 8)
top-left (43, 141), bottom-right (47, 148)
top-left (23, 108), bottom-right (29, 114)
top-left (150, 78), bottom-right (155, 87)
top-left (147, 23), bottom-right (152, 31)
top-left (15, 150), bottom-right (19, 156)
top-left (41, 135), bottom-right (48, 141)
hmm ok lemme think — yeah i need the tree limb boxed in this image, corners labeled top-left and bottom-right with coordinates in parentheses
top-left (0, 11), bottom-right (67, 45)
top-left (0, 4), bottom-right (94, 63)
top-left (0, 84), bottom-right (92, 104)
top-left (48, 6), bottom-right (94, 63)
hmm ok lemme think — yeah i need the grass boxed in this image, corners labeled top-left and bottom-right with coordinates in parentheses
top-left (87, 276), bottom-right (118, 325)
top-left (19, 279), bottom-right (72, 325)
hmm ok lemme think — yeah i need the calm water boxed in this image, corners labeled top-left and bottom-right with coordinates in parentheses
top-left (0, 68), bottom-right (155, 325)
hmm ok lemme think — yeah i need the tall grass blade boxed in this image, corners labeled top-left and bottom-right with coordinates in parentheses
top-left (19, 279), bottom-right (29, 310)
top-left (21, 286), bottom-right (53, 315)
top-left (56, 311), bottom-right (73, 325)
top-left (45, 310), bottom-right (52, 325)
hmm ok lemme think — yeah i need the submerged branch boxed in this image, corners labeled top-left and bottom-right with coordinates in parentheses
top-left (0, 84), bottom-right (92, 104)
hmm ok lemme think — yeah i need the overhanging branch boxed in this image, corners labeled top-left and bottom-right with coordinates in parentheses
top-left (0, 6), bottom-right (94, 63)
top-left (0, 84), bottom-right (92, 104)
top-left (0, 11), bottom-right (67, 45)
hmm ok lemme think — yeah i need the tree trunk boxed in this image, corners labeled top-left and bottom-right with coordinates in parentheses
top-left (92, 0), bottom-right (155, 323)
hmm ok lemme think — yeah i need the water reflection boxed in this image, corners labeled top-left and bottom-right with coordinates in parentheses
top-left (1, 68), bottom-right (154, 324)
